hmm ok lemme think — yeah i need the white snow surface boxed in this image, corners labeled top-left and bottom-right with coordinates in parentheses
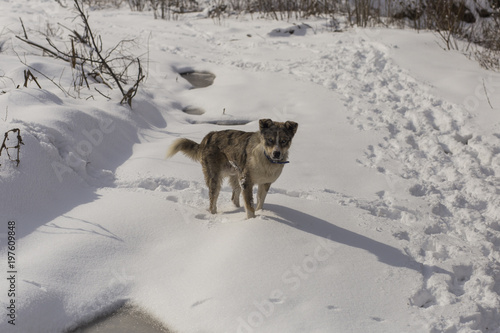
top-left (1, 1), bottom-right (500, 332)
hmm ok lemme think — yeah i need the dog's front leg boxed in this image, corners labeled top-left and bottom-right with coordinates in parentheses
top-left (240, 173), bottom-right (255, 219)
top-left (256, 183), bottom-right (271, 211)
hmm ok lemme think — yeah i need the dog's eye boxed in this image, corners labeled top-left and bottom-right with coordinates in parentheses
top-left (280, 139), bottom-right (288, 145)
top-left (267, 138), bottom-right (275, 145)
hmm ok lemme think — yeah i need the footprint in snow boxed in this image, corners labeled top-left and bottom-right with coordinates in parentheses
top-left (23, 280), bottom-right (47, 292)
top-left (166, 195), bottom-right (178, 203)
top-left (410, 289), bottom-right (435, 308)
top-left (408, 184), bottom-right (426, 197)
top-left (371, 317), bottom-right (384, 322)
top-left (269, 297), bottom-right (284, 304)
top-left (393, 231), bottom-right (410, 241)
top-left (448, 265), bottom-right (473, 297)
top-left (326, 305), bottom-right (342, 312)
top-left (195, 213), bottom-right (209, 220)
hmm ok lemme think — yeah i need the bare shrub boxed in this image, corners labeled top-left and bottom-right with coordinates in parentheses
top-left (425, 0), bottom-right (464, 50)
top-left (472, 13), bottom-right (500, 70)
top-left (0, 129), bottom-right (24, 167)
top-left (349, 0), bottom-right (377, 27)
top-left (79, 0), bottom-right (500, 71)
top-left (129, 0), bottom-right (199, 19)
top-left (16, 0), bottom-right (145, 106)
top-left (128, 0), bottom-right (147, 11)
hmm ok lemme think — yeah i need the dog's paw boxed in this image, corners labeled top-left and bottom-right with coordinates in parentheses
top-left (246, 210), bottom-right (256, 219)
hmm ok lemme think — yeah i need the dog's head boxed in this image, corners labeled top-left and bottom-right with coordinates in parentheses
top-left (259, 119), bottom-right (298, 163)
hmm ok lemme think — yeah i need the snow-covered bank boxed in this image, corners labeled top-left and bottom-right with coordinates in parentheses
top-left (1, 1), bottom-right (500, 332)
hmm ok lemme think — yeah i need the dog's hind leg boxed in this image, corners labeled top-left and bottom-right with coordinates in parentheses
top-left (208, 177), bottom-right (221, 214)
top-left (229, 175), bottom-right (241, 207)
top-left (202, 160), bottom-right (221, 214)
top-left (256, 183), bottom-right (271, 211)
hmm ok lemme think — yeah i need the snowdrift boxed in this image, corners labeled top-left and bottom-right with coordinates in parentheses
top-left (1, 1), bottom-right (500, 332)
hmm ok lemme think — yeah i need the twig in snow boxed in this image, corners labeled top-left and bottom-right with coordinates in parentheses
top-left (14, 49), bottom-right (74, 98)
top-left (23, 69), bottom-right (41, 88)
top-left (0, 128), bottom-right (24, 167)
top-left (483, 79), bottom-right (494, 109)
top-left (19, 17), bottom-right (28, 39)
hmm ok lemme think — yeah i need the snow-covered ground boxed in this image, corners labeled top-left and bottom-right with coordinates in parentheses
top-left (1, 1), bottom-right (500, 332)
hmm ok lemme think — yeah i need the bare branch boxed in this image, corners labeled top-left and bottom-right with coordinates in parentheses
top-left (15, 35), bottom-right (68, 62)
top-left (73, 0), bottom-right (126, 96)
top-left (483, 79), bottom-right (494, 109)
top-left (23, 69), bottom-right (42, 88)
top-left (15, 0), bottom-right (145, 106)
top-left (14, 49), bottom-right (74, 98)
top-left (121, 59), bottom-right (145, 106)
top-left (0, 128), bottom-right (24, 167)
top-left (19, 17), bottom-right (28, 39)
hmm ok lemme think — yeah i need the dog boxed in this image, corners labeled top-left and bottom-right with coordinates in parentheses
top-left (167, 119), bottom-right (298, 219)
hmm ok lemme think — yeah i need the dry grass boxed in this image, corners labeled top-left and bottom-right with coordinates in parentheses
top-left (89, 0), bottom-right (500, 70)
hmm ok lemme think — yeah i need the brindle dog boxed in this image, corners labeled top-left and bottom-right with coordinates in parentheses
top-left (167, 119), bottom-right (298, 218)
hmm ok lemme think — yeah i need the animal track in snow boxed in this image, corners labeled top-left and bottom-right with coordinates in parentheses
top-left (116, 176), bottom-right (194, 192)
top-left (326, 305), bottom-right (342, 312)
top-left (393, 231), bottom-right (409, 241)
top-left (370, 317), bottom-right (384, 322)
top-left (408, 184), bottom-right (426, 197)
top-left (166, 195), bottom-right (178, 203)
top-left (410, 289), bottom-right (435, 308)
top-left (268, 297), bottom-right (284, 304)
top-left (448, 265), bottom-right (473, 297)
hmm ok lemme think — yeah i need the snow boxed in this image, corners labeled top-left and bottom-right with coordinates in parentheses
top-left (1, 1), bottom-right (500, 332)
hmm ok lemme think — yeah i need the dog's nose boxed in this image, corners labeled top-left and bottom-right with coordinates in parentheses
top-left (273, 151), bottom-right (281, 159)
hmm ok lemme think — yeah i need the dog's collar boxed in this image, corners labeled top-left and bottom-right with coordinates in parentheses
top-left (264, 150), bottom-right (289, 164)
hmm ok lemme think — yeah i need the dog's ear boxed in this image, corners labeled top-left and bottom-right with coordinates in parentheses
top-left (285, 121), bottom-right (298, 136)
top-left (259, 119), bottom-right (274, 131)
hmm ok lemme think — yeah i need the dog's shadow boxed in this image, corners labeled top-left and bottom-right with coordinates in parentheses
top-left (263, 203), bottom-right (450, 275)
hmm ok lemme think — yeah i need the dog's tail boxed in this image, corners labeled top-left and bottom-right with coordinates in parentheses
top-left (166, 138), bottom-right (200, 162)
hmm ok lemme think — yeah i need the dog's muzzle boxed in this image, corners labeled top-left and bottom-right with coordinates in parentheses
top-left (264, 149), bottom-right (289, 164)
